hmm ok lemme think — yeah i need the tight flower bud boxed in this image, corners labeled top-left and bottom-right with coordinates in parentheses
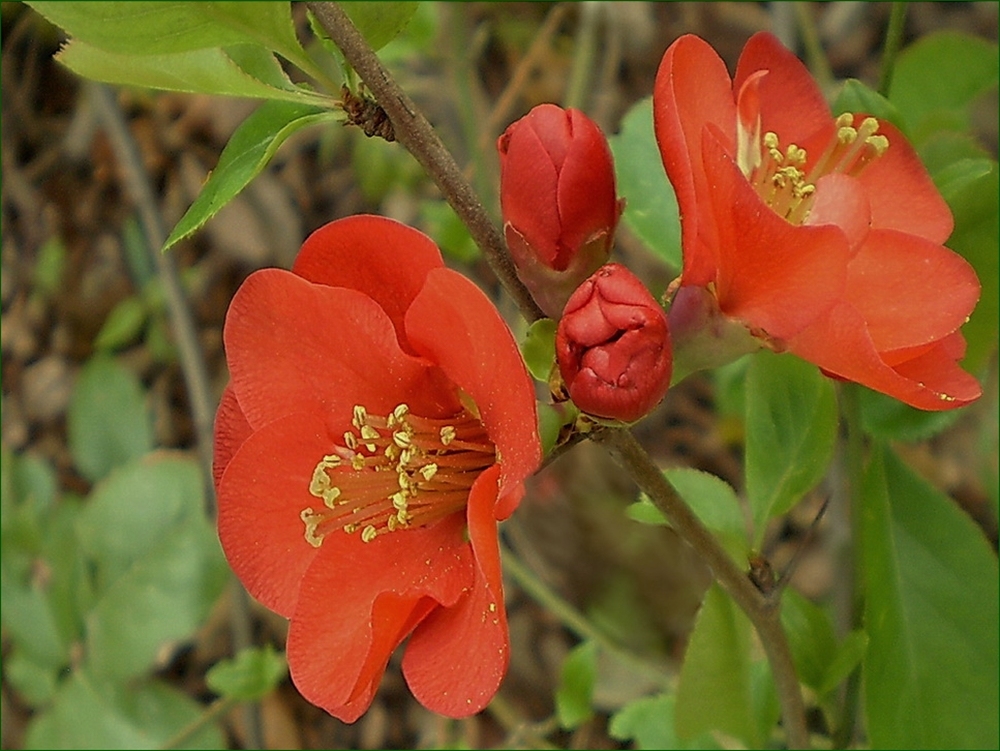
top-left (556, 264), bottom-right (672, 423)
top-left (498, 104), bottom-right (624, 317)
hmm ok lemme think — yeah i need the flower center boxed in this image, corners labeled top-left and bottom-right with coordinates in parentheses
top-left (300, 403), bottom-right (496, 546)
top-left (742, 112), bottom-right (889, 225)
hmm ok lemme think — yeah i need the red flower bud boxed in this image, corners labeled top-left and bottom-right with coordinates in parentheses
top-left (556, 264), bottom-right (672, 423)
top-left (498, 104), bottom-right (624, 317)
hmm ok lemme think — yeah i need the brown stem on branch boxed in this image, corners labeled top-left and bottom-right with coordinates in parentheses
top-left (307, 5), bottom-right (809, 747)
top-left (306, 1), bottom-right (544, 324)
top-left (592, 428), bottom-right (810, 749)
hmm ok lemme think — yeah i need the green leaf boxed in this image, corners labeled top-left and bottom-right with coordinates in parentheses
top-left (164, 101), bottom-right (336, 251)
top-left (627, 468), bottom-right (748, 562)
top-left (24, 670), bottom-right (225, 750)
top-left (861, 445), bottom-right (999, 749)
top-left (67, 355), bottom-right (152, 482)
top-left (419, 200), bottom-right (480, 263)
top-left (341, 2), bottom-right (420, 52)
top-left (29, 1), bottom-right (303, 60)
top-left (608, 97), bottom-right (681, 270)
top-left (206, 645), bottom-right (287, 702)
top-left (675, 584), bottom-right (759, 746)
top-left (610, 692), bottom-right (722, 750)
top-left (858, 385), bottom-right (962, 442)
top-left (57, 41), bottom-right (328, 104)
top-left (832, 79), bottom-right (908, 134)
top-left (780, 588), bottom-right (838, 692)
top-left (942, 160), bottom-right (999, 374)
top-left (520, 318), bottom-right (557, 382)
top-left (4, 650), bottom-right (60, 707)
top-left (555, 641), bottom-right (597, 729)
top-left (889, 31), bottom-right (999, 143)
top-left (536, 401), bottom-right (567, 457)
top-left (745, 351), bottom-right (837, 543)
top-left (33, 235), bottom-right (67, 297)
top-left (94, 296), bottom-right (148, 351)
top-left (77, 453), bottom-right (229, 680)
top-left (819, 629), bottom-right (867, 696)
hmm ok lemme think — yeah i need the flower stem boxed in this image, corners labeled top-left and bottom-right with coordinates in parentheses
top-left (306, 1), bottom-right (545, 324)
top-left (793, 2), bottom-right (834, 93)
top-left (878, 2), bottom-right (909, 97)
top-left (159, 696), bottom-right (236, 750)
top-left (592, 428), bottom-right (811, 749)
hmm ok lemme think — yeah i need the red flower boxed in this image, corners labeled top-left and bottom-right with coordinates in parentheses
top-left (498, 103), bottom-right (625, 317)
top-left (654, 32), bottom-right (981, 410)
top-left (213, 216), bottom-right (541, 722)
top-left (556, 264), bottom-right (672, 423)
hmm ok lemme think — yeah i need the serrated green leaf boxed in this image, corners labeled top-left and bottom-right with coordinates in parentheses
top-left (341, 2), bottom-right (420, 52)
top-left (57, 41), bottom-right (329, 104)
top-left (67, 355), bottom-right (152, 482)
top-left (556, 641), bottom-right (597, 729)
top-left (206, 645), bottom-right (287, 702)
top-left (889, 31), bottom-right (999, 144)
top-left (675, 584), bottom-right (759, 746)
top-left (24, 670), bottom-right (225, 750)
top-left (164, 101), bottom-right (336, 251)
top-left (608, 97), bottom-right (681, 270)
top-left (94, 296), bottom-right (148, 352)
top-left (745, 351), bottom-right (837, 544)
top-left (610, 692), bottom-right (722, 750)
top-left (861, 445), bottom-right (999, 749)
top-left (29, 1), bottom-right (303, 62)
top-left (832, 79), bottom-right (908, 134)
top-left (77, 453), bottom-right (228, 681)
top-left (520, 318), bottom-right (557, 382)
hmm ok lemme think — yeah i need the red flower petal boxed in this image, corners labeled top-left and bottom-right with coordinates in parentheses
top-left (292, 216), bottom-right (444, 352)
top-left (844, 229), bottom-right (980, 352)
top-left (653, 34), bottom-right (737, 286)
top-left (405, 268), bottom-right (541, 506)
top-left (855, 120), bottom-right (953, 244)
top-left (224, 268), bottom-right (458, 431)
top-left (402, 465), bottom-right (508, 717)
top-left (216, 412), bottom-right (330, 616)
top-left (733, 32), bottom-right (831, 145)
top-left (788, 302), bottom-right (981, 410)
top-left (805, 174), bottom-right (872, 253)
top-left (499, 118), bottom-right (562, 267)
top-left (286, 515), bottom-right (473, 723)
top-left (213, 384), bottom-right (252, 488)
top-left (557, 110), bottom-right (620, 255)
top-left (703, 131), bottom-right (850, 340)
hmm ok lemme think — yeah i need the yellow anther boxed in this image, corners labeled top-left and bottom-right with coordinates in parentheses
top-left (440, 426), bottom-right (457, 445)
top-left (344, 431), bottom-right (358, 450)
top-left (322, 487), bottom-right (341, 508)
top-left (392, 492), bottom-right (408, 510)
top-left (361, 525), bottom-right (378, 543)
top-left (310, 467), bottom-right (330, 496)
top-left (420, 463), bottom-right (438, 482)
top-left (785, 144), bottom-right (807, 165)
top-left (351, 455), bottom-right (366, 471)
top-left (763, 131), bottom-right (780, 149)
top-left (866, 134), bottom-right (889, 156)
top-left (837, 126), bottom-right (858, 144)
top-left (352, 405), bottom-right (367, 428)
top-left (858, 116), bottom-right (879, 139)
top-left (393, 430), bottom-right (412, 448)
top-left (835, 112), bottom-right (854, 128)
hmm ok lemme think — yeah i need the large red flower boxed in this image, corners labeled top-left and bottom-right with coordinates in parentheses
top-left (213, 215), bottom-right (541, 722)
top-left (654, 32), bottom-right (981, 410)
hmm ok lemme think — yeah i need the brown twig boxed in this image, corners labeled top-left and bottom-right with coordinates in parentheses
top-left (306, 5), bottom-right (810, 747)
top-left (306, 1), bottom-right (544, 324)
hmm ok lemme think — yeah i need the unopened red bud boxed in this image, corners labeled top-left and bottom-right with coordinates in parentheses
top-left (498, 104), bottom-right (624, 317)
top-left (556, 264), bottom-right (672, 423)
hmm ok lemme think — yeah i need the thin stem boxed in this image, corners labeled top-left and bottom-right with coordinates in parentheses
top-left (563, 2), bottom-right (600, 111)
top-left (793, 2), bottom-right (835, 93)
top-left (91, 82), bottom-right (264, 751)
top-left (306, 1), bottom-right (544, 323)
top-left (832, 383), bottom-right (866, 748)
top-left (593, 428), bottom-right (811, 749)
top-left (501, 540), bottom-right (670, 686)
top-left (159, 696), bottom-right (236, 750)
top-left (878, 2), bottom-right (908, 97)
